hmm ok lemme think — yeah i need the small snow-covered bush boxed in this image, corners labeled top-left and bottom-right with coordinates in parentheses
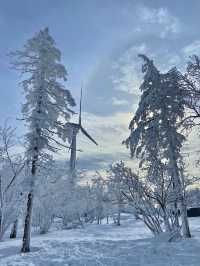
top-left (110, 161), bottom-right (180, 238)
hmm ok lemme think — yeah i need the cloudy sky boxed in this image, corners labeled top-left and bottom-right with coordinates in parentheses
top-left (0, 0), bottom-right (200, 173)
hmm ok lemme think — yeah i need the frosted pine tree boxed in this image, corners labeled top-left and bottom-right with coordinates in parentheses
top-left (124, 54), bottom-right (191, 238)
top-left (10, 28), bottom-right (75, 252)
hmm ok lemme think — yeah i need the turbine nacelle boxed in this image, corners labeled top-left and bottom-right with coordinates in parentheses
top-left (67, 88), bottom-right (98, 175)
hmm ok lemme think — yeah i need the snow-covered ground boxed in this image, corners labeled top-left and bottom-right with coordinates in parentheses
top-left (1, 214), bottom-right (200, 265)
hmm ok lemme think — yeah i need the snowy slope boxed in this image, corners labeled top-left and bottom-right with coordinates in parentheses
top-left (1, 214), bottom-right (200, 266)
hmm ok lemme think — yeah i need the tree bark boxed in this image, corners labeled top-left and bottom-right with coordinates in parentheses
top-left (21, 158), bottom-right (37, 253)
top-left (163, 208), bottom-right (171, 232)
top-left (169, 141), bottom-right (191, 237)
top-left (173, 200), bottom-right (180, 229)
top-left (180, 197), bottom-right (191, 238)
top-left (106, 215), bottom-right (109, 224)
top-left (21, 191), bottom-right (34, 252)
top-left (10, 219), bottom-right (18, 239)
top-left (117, 209), bottom-right (121, 226)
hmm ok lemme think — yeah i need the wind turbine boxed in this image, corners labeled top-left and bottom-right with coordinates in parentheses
top-left (67, 89), bottom-right (98, 176)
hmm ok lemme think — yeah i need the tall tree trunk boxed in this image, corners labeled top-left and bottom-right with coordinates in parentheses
top-left (180, 198), bottom-right (191, 238)
top-left (106, 215), bottom-right (109, 224)
top-left (169, 140), bottom-right (191, 237)
top-left (173, 195), bottom-right (180, 229)
top-left (169, 140), bottom-right (180, 230)
top-left (117, 208), bottom-right (121, 226)
top-left (180, 168), bottom-right (191, 238)
top-left (21, 158), bottom-right (37, 253)
top-left (21, 190), bottom-right (34, 252)
top-left (162, 208), bottom-right (171, 232)
top-left (10, 219), bottom-right (18, 239)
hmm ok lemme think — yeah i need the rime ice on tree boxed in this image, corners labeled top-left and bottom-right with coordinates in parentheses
top-left (10, 27), bottom-right (75, 252)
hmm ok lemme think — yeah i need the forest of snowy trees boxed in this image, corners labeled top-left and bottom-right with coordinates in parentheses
top-left (1, 27), bottom-right (200, 257)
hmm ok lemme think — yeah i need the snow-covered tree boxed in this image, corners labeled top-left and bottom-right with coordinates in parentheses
top-left (10, 28), bottom-right (75, 252)
top-left (181, 55), bottom-right (200, 128)
top-left (107, 162), bottom-right (127, 226)
top-left (124, 55), bottom-right (190, 238)
top-left (0, 124), bottom-right (25, 240)
top-left (82, 183), bottom-right (96, 223)
top-left (91, 175), bottom-right (107, 224)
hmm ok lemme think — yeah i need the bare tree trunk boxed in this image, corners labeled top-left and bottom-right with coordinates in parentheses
top-left (180, 168), bottom-right (191, 238)
top-left (180, 197), bottom-right (191, 238)
top-left (169, 139), bottom-right (191, 238)
top-left (173, 200), bottom-right (180, 229)
top-left (21, 190), bottom-right (34, 252)
top-left (21, 158), bottom-right (37, 253)
top-left (117, 209), bottom-right (121, 226)
top-left (106, 215), bottom-right (109, 224)
top-left (10, 219), bottom-right (18, 239)
top-left (169, 142), bottom-right (180, 230)
top-left (163, 208), bottom-right (171, 232)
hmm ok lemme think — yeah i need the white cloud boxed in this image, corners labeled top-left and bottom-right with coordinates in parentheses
top-left (182, 41), bottom-right (200, 56)
top-left (112, 43), bottom-right (147, 94)
top-left (111, 97), bottom-right (129, 106)
top-left (79, 111), bottom-right (132, 155)
top-left (138, 6), bottom-right (181, 38)
top-left (167, 55), bottom-right (181, 66)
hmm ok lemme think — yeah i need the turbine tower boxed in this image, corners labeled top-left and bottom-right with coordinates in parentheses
top-left (67, 89), bottom-right (98, 176)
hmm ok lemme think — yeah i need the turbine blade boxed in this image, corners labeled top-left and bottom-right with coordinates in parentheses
top-left (79, 88), bottom-right (82, 126)
top-left (80, 126), bottom-right (98, 145)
